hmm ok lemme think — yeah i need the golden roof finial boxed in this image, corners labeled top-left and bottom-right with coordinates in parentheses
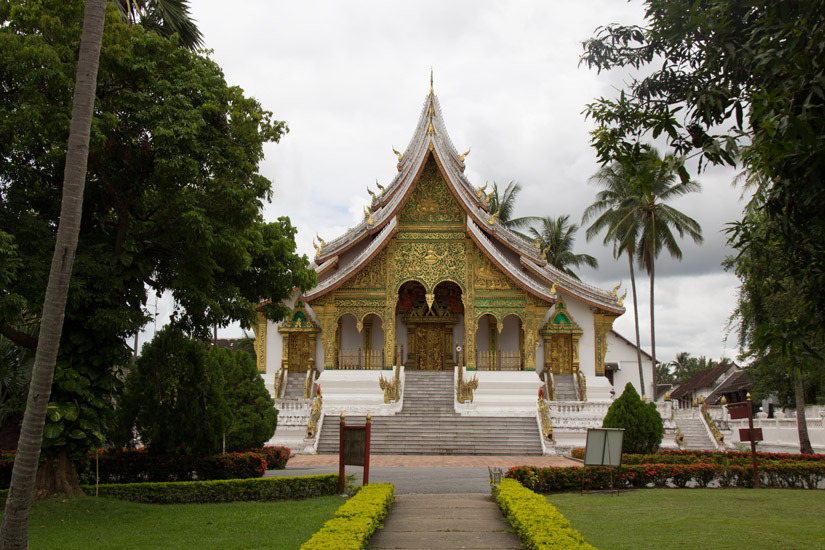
top-left (488, 210), bottom-right (501, 226)
top-left (313, 239), bottom-right (320, 258)
top-left (550, 280), bottom-right (561, 295)
top-left (316, 233), bottom-right (326, 248)
top-left (610, 281), bottom-right (622, 297)
top-left (459, 147), bottom-right (471, 162)
top-left (376, 180), bottom-right (385, 197)
top-left (476, 183), bottom-right (488, 199)
top-left (430, 67), bottom-right (434, 95)
top-left (367, 186), bottom-right (376, 202)
top-left (618, 290), bottom-right (627, 307)
top-left (541, 244), bottom-right (551, 258)
top-left (364, 207), bottom-right (374, 226)
top-left (534, 237), bottom-right (542, 250)
top-left (392, 146), bottom-right (402, 162)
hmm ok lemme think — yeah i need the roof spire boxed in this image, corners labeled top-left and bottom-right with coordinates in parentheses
top-left (430, 68), bottom-right (434, 95)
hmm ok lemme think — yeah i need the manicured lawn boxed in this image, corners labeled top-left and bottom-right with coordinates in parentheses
top-left (549, 489), bottom-right (825, 550)
top-left (5, 494), bottom-right (345, 550)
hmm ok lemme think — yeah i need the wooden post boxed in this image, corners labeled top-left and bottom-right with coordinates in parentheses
top-left (747, 396), bottom-right (760, 489)
top-left (338, 413), bottom-right (346, 494)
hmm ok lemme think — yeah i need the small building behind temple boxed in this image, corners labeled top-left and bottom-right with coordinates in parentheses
top-left (253, 81), bottom-right (664, 454)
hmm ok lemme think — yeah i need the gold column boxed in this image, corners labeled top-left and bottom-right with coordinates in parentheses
top-left (314, 300), bottom-right (338, 370)
top-left (252, 311), bottom-right (268, 373)
top-left (281, 334), bottom-right (289, 371)
top-left (383, 297), bottom-right (397, 367)
top-left (593, 310), bottom-right (619, 376)
top-left (463, 239), bottom-right (476, 369)
top-left (572, 334), bottom-right (581, 372)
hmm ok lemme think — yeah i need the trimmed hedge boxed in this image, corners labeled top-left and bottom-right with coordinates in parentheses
top-left (76, 447), bottom-right (295, 484)
top-left (495, 478), bottom-right (596, 550)
top-left (506, 462), bottom-right (825, 491)
top-left (82, 474), bottom-right (339, 504)
top-left (301, 483), bottom-right (394, 550)
top-left (570, 448), bottom-right (825, 464)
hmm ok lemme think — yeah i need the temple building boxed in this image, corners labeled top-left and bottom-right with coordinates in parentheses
top-left (254, 81), bottom-right (663, 454)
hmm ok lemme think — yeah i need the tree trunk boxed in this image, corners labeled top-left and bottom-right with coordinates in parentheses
top-left (32, 448), bottom-right (83, 501)
top-left (649, 258), bottom-right (657, 401)
top-left (794, 366), bottom-right (814, 454)
top-left (0, 1), bottom-right (106, 548)
top-left (628, 251), bottom-right (645, 397)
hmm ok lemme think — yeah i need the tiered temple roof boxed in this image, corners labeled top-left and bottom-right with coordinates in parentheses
top-left (305, 87), bottom-right (624, 314)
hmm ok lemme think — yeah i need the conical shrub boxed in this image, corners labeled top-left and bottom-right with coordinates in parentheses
top-left (602, 383), bottom-right (663, 454)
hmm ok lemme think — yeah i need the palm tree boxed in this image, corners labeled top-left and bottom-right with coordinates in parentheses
top-left (583, 161), bottom-right (648, 397)
top-left (115, 0), bottom-right (203, 50)
top-left (629, 150), bottom-right (703, 399)
top-left (487, 181), bottom-right (540, 231)
top-left (0, 0), bottom-right (107, 546)
top-left (528, 215), bottom-right (598, 280)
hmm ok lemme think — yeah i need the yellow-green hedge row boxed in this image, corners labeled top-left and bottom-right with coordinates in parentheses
top-left (301, 483), bottom-right (395, 550)
top-left (495, 479), bottom-right (596, 550)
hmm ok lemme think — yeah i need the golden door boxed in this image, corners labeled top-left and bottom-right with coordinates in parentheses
top-left (548, 334), bottom-right (573, 375)
top-left (415, 325), bottom-right (445, 370)
top-left (287, 333), bottom-right (310, 373)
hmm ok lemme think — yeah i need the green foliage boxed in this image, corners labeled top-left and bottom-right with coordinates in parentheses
top-left (208, 346), bottom-right (278, 451)
top-left (487, 181), bottom-right (540, 231)
top-left (118, 326), bottom-right (229, 455)
top-left (602, 383), bottom-right (663, 454)
top-left (301, 483), bottom-right (394, 550)
top-left (495, 478), bottom-right (596, 550)
top-left (528, 215), bottom-right (598, 281)
top-left (581, 0), bottom-right (825, 412)
top-left (0, 0), bottom-right (313, 457)
top-left (80, 474), bottom-right (340, 504)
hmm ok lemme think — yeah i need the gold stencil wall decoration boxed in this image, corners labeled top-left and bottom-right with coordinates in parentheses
top-left (341, 248), bottom-right (388, 290)
top-left (593, 309), bottom-right (620, 376)
top-left (394, 241), bottom-right (466, 293)
top-left (252, 311), bottom-right (268, 373)
top-left (473, 248), bottom-right (512, 290)
top-left (398, 157), bottom-right (463, 225)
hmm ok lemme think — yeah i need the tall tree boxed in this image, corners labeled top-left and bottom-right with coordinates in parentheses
top-left (627, 149), bottom-right (703, 398)
top-left (0, 0), bottom-right (107, 547)
top-left (726, 205), bottom-right (818, 454)
top-left (584, 159), bottom-right (647, 397)
top-left (0, 0), bottom-right (313, 500)
top-left (486, 181), bottom-right (539, 231)
top-left (580, 0), bottom-right (825, 413)
top-left (528, 215), bottom-right (598, 280)
top-left (115, 0), bottom-right (203, 50)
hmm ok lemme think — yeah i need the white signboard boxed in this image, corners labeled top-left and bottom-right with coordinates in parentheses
top-left (584, 428), bottom-right (624, 467)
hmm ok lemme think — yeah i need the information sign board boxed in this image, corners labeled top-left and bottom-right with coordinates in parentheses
top-left (584, 428), bottom-right (624, 467)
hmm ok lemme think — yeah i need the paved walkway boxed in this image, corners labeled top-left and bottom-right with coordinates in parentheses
top-left (370, 494), bottom-right (522, 550)
top-left (265, 454), bottom-right (580, 494)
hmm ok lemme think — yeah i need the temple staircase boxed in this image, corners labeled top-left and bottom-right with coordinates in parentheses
top-left (316, 371), bottom-right (542, 455)
top-left (674, 413), bottom-right (716, 451)
top-left (553, 375), bottom-right (578, 401)
top-left (282, 373), bottom-right (305, 399)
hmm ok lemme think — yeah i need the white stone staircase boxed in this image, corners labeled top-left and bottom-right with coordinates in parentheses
top-left (674, 412), bottom-right (716, 451)
top-left (553, 375), bottom-right (578, 401)
top-left (316, 371), bottom-right (542, 455)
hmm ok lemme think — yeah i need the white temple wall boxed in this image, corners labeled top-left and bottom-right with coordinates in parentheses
top-left (500, 315), bottom-right (521, 352)
top-left (475, 315), bottom-right (491, 357)
top-left (395, 313), bottom-right (408, 363)
top-left (604, 330), bottom-right (655, 400)
top-left (339, 314), bottom-right (360, 350)
top-left (452, 315), bottom-right (465, 363)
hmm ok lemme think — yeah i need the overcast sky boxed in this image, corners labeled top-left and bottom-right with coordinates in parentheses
top-left (144, 1), bottom-right (748, 363)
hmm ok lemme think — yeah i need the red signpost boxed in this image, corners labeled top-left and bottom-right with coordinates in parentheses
top-left (727, 396), bottom-right (761, 489)
top-left (338, 413), bottom-right (371, 494)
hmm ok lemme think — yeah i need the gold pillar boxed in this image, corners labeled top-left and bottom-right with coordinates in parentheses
top-left (462, 295), bottom-right (476, 369)
top-left (252, 311), bottom-right (268, 373)
top-left (572, 334), bottom-right (581, 372)
top-left (383, 298), bottom-right (397, 367)
top-left (593, 310), bottom-right (619, 376)
top-left (313, 300), bottom-right (338, 370)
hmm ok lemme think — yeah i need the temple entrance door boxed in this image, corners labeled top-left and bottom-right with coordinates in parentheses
top-left (415, 324), bottom-right (445, 370)
top-left (288, 333), bottom-right (310, 373)
top-left (548, 334), bottom-right (573, 375)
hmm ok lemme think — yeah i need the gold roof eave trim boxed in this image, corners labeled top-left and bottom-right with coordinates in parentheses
top-left (466, 218), bottom-right (557, 304)
top-left (519, 256), bottom-right (625, 314)
top-left (305, 216), bottom-right (398, 302)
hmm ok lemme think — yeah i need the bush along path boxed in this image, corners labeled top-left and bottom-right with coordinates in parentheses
top-left (301, 483), bottom-right (394, 550)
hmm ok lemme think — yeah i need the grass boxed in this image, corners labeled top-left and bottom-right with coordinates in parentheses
top-left (6, 494), bottom-right (345, 550)
top-left (549, 489), bottom-right (825, 550)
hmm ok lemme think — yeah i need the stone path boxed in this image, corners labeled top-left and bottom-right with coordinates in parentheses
top-left (286, 454), bottom-right (579, 468)
top-left (370, 494), bottom-right (522, 550)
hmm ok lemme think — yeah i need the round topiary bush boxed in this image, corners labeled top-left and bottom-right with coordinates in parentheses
top-left (602, 383), bottom-right (664, 454)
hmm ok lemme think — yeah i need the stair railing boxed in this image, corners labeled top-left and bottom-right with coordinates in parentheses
top-left (700, 399), bottom-right (726, 449)
top-left (379, 364), bottom-right (401, 403)
top-left (456, 366), bottom-right (478, 404)
top-left (544, 371), bottom-right (556, 401)
top-left (538, 393), bottom-right (553, 441)
top-left (575, 370), bottom-right (587, 401)
top-left (305, 390), bottom-right (323, 439)
top-left (274, 366), bottom-right (287, 399)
